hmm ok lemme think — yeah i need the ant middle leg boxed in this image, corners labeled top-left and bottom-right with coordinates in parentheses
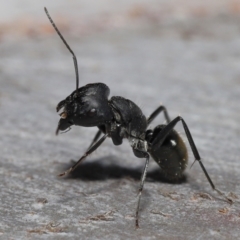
top-left (147, 105), bottom-right (171, 126)
top-left (132, 148), bottom-right (150, 228)
top-left (151, 116), bottom-right (232, 203)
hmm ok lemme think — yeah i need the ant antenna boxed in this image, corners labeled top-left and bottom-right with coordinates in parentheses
top-left (44, 7), bottom-right (79, 91)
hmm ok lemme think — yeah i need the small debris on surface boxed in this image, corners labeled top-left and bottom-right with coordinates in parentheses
top-left (36, 198), bottom-right (48, 204)
top-left (77, 192), bottom-right (99, 198)
top-left (79, 210), bottom-right (115, 223)
top-left (124, 214), bottom-right (134, 220)
top-left (27, 222), bottom-right (66, 235)
top-left (150, 210), bottom-right (172, 217)
top-left (191, 192), bottom-right (213, 201)
top-left (218, 207), bottom-right (229, 214)
top-left (161, 191), bottom-right (182, 201)
top-left (228, 192), bottom-right (238, 200)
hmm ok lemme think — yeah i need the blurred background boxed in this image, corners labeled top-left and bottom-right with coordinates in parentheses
top-left (1, 0), bottom-right (240, 239)
top-left (0, 0), bottom-right (240, 37)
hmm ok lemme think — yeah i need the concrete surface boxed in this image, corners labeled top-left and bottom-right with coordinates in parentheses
top-left (1, 1), bottom-right (240, 239)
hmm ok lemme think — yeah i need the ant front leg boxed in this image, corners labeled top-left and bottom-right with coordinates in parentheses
top-left (59, 134), bottom-right (108, 177)
top-left (147, 105), bottom-right (171, 126)
top-left (87, 129), bottom-right (102, 150)
top-left (151, 116), bottom-right (232, 204)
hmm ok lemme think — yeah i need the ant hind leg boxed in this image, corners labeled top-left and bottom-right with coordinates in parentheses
top-left (147, 105), bottom-right (171, 126)
top-left (151, 116), bottom-right (232, 204)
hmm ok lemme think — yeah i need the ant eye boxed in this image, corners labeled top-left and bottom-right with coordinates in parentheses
top-left (87, 108), bottom-right (96, 117)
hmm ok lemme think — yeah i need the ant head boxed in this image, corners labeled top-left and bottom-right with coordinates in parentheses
top-left (44, 9), bottom-right (113, 134)
top-left (55, 83), bottom-right (113, 135)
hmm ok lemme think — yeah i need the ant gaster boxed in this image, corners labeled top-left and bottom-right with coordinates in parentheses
top-left (45, 7), bottom-right (232, 228)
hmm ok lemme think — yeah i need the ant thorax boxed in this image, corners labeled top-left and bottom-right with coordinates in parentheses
top-left (109, 96), bottom-right (147, 140)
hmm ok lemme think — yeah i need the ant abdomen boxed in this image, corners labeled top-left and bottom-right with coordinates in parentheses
top-left (148, 125), bottom-right (188, 180)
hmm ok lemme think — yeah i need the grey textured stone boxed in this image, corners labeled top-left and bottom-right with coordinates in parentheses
top-left (1, 2), bottom-right (240, 240)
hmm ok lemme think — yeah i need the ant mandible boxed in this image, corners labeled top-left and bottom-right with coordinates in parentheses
top-left (44, 7), bottom-right (232, 228)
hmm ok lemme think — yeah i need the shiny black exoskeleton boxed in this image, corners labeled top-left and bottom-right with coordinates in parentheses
top-left (56, 82), bottom-right (187, 181)
top-left (45, 7), bottom-right (232, 228)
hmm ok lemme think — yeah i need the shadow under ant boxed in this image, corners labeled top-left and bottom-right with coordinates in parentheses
top-left (58, 156), bottom-right (187, 184)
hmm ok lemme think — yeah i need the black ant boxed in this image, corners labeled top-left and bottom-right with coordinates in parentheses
top-left (44, 7), bottom-right (232, 228)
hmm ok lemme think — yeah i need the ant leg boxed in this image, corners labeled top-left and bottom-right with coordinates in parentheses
top-left (133, 149), bottom-right (150, 228)
top-left (147, 105), bottom-right (170, 126)
top-left (151, 116), bottom-right (232, 204)
top-left (59, 134), bottom-right (108, 177)
top-left (70, 130), bottom-right (102, 166)
top-left (87, 129), bottom-right (102, 150)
